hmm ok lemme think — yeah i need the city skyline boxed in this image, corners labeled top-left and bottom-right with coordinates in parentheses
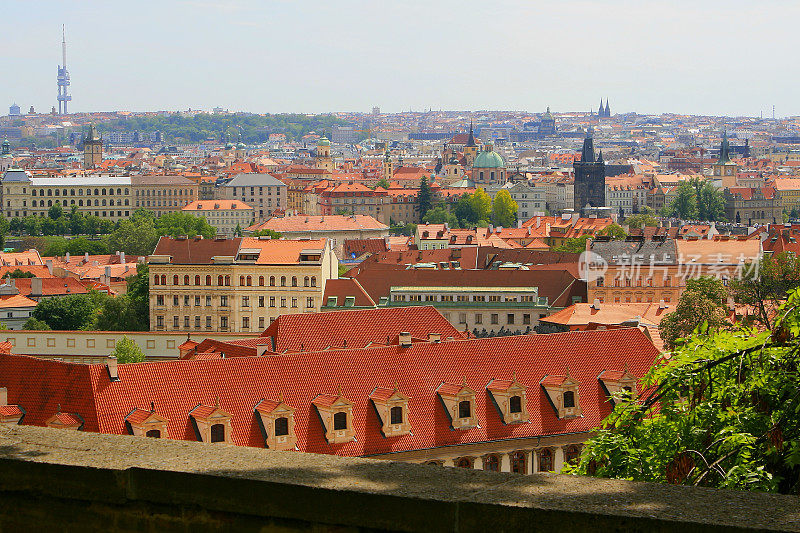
top-left (1, 1), bottom-right (797, 117)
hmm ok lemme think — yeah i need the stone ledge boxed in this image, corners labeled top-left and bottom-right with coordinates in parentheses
top-left (0, 425), bottom-right (798, 532)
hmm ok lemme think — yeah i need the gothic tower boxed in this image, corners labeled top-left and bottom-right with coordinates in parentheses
top-left (464, 121), bottom-right (479, 166)
top-left (573, 136), bottom-right (606, 212)
top-left (83, 124), bottom-right (103, 170)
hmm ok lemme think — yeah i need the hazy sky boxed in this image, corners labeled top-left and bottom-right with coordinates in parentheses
top-left (2, 1), bottom-right (795, 117)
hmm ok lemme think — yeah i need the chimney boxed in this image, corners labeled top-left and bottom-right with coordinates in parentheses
top-left (120, 251), bottom-right (125, 264)
top-left (84, 252), bottom-right (90, 263)
top-left (428, 333), bottom-right (441, 343)
top-left (591, 298), bottom-right (601, 310)
top-left (45, 259), bottom-right (53, 274)
top-left (104, 266), bottom-right (112, 279)
top-left (399, 332), bottom-right (412, 348)
top-left (106, 356), bottom-right (119, 381)
top-left (31, 277), bottom-right (42, 297)
top-left (0, 387), bottom-right (7, 406)
top-left (65, 252), bottom-right (70, 263)
top-left (536, 216), bottom-right (541, 228)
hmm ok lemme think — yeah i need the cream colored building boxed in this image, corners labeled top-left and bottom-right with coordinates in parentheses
top-left (182, 200), bottom-right (255, 237)
top-left (132, 175), bottom-right (199, 217)
top-left (148, 236), bottom-right (338, 333)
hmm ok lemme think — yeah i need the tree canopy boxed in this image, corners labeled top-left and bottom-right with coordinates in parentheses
top-left (660, 276), bottom-right (729, 349)
top-left (111, 336), bottom-right (145, 364)
top-left (570, 288), bottom-right (800, 493)
top-left (491, 189), bottom-right (518, 228)
top-left (663, 178), bottom-right (726, 222)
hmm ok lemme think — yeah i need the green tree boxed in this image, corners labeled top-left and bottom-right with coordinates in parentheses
top-left (663, 181), bottom-right (698, 220)
top-left (693, 177), bottom-right (726, 222)
top-left (551, 235), bottom-right (590, 253)
top-left (624, 212), bottom-right (659, 228)
top-left (422, 206), bottom-right (458, 227)
top-left (470, 188), bottom-right (493, 225)
top-left (373, 178), bottom-right (390, 189)
top-left (31, 293), bottom-right (102, 330)
top-left (660, 277), bottom-right (729, 349)
top-left (8, 269), bottom-right (34, 278)
top-left (107, 219), bottom-right (159, 256)
top-left (111, 336), bottom-right (145, 364)
top-left (22, 317), bottom-right (50, 330)
top-left (250, 229), bottom-right (283, 239)
top-left (417, 177), bottom-right (433, 220)
top-left (730, 252), bottom-right (800, 328)
top-left (570, 288), bottom-right (800, 493)
top-left (48, 202), bottom-right (63, 220)
top-left (154, 212), bottom-right (216, 239)
top-left (491, 189), bottom-right (518, 227)
top-left (598, 223), bottom-right (628, 240)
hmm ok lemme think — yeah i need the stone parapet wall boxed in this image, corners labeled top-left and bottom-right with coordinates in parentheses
top-left (0, 425), bottom-right (796, 532)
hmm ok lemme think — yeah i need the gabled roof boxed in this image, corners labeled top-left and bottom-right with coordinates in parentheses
top-left (322, 278), bottom-right (376, 308)
top-left (152, 236), bottom-right (242, 264)
top-left (260, 306), bottom-right (467, 352)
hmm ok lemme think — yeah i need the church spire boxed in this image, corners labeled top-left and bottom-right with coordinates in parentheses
top-left (718, 131), bottom-right (731, 164)
top-left (599, 99), bottom-right (604, 116)
top-left (581, 136), bottom-right (596, 163)
top-left (466, 120), bottom-right (476, 147)
top-left (604, 99), bottom-right (611, 117)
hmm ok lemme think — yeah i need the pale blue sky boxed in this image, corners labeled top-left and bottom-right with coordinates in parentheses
top-left (2, 1), bottom-right (795, 117)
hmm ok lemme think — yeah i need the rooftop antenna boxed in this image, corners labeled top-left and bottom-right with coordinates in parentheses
top-left (56, 24), bottom-right (72, 115)
top-left (773, 105), bottom-right (776, 120)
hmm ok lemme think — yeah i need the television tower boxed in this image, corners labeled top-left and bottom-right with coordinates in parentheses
top-left (57, 25), bottom-right (71, 115)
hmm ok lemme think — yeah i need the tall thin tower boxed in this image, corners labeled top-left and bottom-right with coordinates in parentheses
top-left (57, 25), bottom-right (71, 115)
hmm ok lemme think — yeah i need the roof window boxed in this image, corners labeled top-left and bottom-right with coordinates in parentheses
top-left (540, 369), bottom-right (583, 419)
top-left (312, 388), bottom-right (355, 444)
top-left (486, 375), bottom-right (529, 424)
top-left (190, 397), bottom-right (233, 444)
top-left (437, 379), bottom-right (478, 430)
top-left (254, 395), bottom-right (297, 451)
top-left (369, 383), bottom-right (411, 438)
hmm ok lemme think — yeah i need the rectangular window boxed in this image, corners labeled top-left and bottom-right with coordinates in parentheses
top-left (220, 295), bottom-right (228, 307)
top-left (458, 313), bottom-right (467, 324)
top-left (507, 314), bottom-right (515, 325)
top-left (173, 295), bottom-right (179, 306)
top-left (242, 296), bottom-right (250, 307)
top-left (243, 316), bottom-right (250, 328)
top-left (206, 295), bottom-right (211, 306)
top-left (156, 316), bottom-right (164, 327)
top-left (206, 316), bottom-right (212, 329)
top-left (184, 295), bottom-right (190, 306)
top-left (475, 314), bottom-right (482, 324)
top-left (258, 296), bottom-right (265, 307)
top-left (156, 295), bottom-right (164, 306)
top-left (491, 313), bottom-right (499, 325)
top-left (258, 317), bottom-right (265, 329)
top-left (195, 316), bottom-right (200, 329)
top-left (195, 296), bottom-right (201, 306)
top-left (280, 298), bottom-right (286, 308)
top-left (523, 314), bottom-right (531, 325)
top-left (270, 297), bottom-right (276, 307)
top-left (173, 316), bottom-right (179, 328)
top-left (220, 316), bottom-right (228, 329)
top-left (291, 297), bottom-right (298, 308)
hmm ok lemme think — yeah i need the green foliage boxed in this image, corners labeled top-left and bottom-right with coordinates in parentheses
top-left (663, 178), bottom-right (726, 222)
top-left (389, 222), bottom-right (416, 236)
top-left (422, 205), bottom-right (458, 227)
top-left (598, 223), bottom-right (628, 240)
top-left (153, 212), bottom-right (216, 239)
top-left (417, 177), bottom-right (433, 220)
top-left (250, 229), bottom-right (283, 239)
top-left (469, 188), bottom-right (493, 224)
top-left (552, 235), bottom-right (591, 253)
top-left (111, 336), bottom-right (145, 364)
top-left (660, 277), bottom-right (729, 349)
top-left (48, 202), bottom-right (63, 220)
top-left (624, 212), bottom-right (659, 228)
top-left (338, 263), bottom-right (351, 277)
top-left (102, 112), bottom-right (348, 144)
top-left (571, 288), bottom-right (800, 493)
top-left (730, 252), bottom-right (800, 328)
top-left (22, 317), bottom-right (50, 330)
top-left (32, 292), bottom-right (107, 331)
top-left (373, 178), bottom-right (390, 189)
top-left (491, 189), bottom-right (518, 228)
top-left (8, 269), bottom-right (34, 278)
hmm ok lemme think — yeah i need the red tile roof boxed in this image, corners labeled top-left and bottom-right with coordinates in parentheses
top-left (0, 327), bottom-right (660, 456)
top-left (153, 236), bottom-right (242, 264)
top-left (260, 306), bottom-right (466, 352)
top-left (322, 278), bottom-right (376, 308)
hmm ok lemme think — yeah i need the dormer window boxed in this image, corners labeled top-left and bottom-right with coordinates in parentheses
top-left (487, 377), bottom-right (529, 424)
top-left (312, 390), bottom-right (355, 444)
top-left (540, 369), bottom-right (582, 419)
top-left (125, 404), bottom-right (169, 438)
top-left (598, 366), bottom-right (638, 405)
top-left (0, 387), bottom-right (24, 425)
top-left (45, 407), bottom-right (84, 430)
top-left (254, 397), bottom-right (297, 450)
top-left (370, 385), bottom-right (411, 438)
top-left (190, 398), bottom-right (233, 444)
top-left (436, 380), bottom-right (478, 430)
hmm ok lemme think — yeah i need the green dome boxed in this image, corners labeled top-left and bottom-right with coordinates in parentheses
top-left (236, 142), bottom-right (246, 149)
top-left (317, 137), bottom-right (331, 146)
top-left (473, 149), bottom-right (504, 169)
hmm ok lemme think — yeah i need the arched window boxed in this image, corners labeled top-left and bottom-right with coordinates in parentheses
top-left (274, 417), bottom-right (289, 436)
top-left (160, 275), bottom-right (166, 285)
top-left (310, 276), bottom-right (317, 287)
top-left (258, 276), bottom-right (264, 286)
top-left (94, 189), bottom-right (99, 196)
top-left (291, 276), bottom-right (297, 287)
top-left (194, 275), bottom-right (200, 285)
top-left (563, 391), bottom-right (575, 408)
top-left (511, 451), bottom-right (526, 474)
top-left (210, 423), bottom-right (225, 443)
top-left (154, 275), bottom-right (160, 285)
top-left (48, 200), bottom-right (52, 207)
top-left (102, 199), bottom-right (107, 206)
top-left (102, 188), bottom-right (107, 195)
top-left (173, 275), bottom-right (179, 285)
top-left (239, 275), bottom-right (245, 286)
top-left (564, 445), bottom-right (581, 466)
top-left (246, 276), bottom-right (252, 286)
top-left (32, 200), bottom-right (37, 207)
top-left (304, 276), bottom-right (309, 287)
top-left (206, 275), bottom-right (211, 286)
top-left (184, 275), bottom-right (190, 285)
top-left (458, 400), bottom-right (471, 419)
top-left (538, 448), bottom-right (553, 472)
top-left (390, 406), bottom-right (403, 425)
top-left (456, 458), bottom-right (473, 468)
top-left (79, 200), bottom-right (83, 206)
top-left (269, 276), bottom-right (275, 286)
top-left (224, 275), bottom-right (230, 286)
top-left (483, 454), bottom-right (500, 472)
top-left (218, 276), bottom-right (224, 286)
top-left (510, 395), bottom-right (522, 413)
top-left (145, 429), bottom-right (161, 438)
top-left (280, 276), bottom-right (286, 287)
top-left (333, 411), bottom-right (347, 431)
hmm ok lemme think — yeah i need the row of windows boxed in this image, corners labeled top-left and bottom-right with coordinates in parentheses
top-left (6, 210), bottom-right (129, 218)
top-left (29, 199), bottom-right (129, 208)
top-left (166, 315), bottom-right (278, 330)
top-left (393, 294), bottom-right (534, 303)
top-left (153, 274), bottom-right (317, 288)
top-left (594, 295), bottom-right (672, 304)
top-left (156, 294), bottom-right (315, 310)
top-left (30, 188), bottom-right (129, 197)
top-left (231, 187), bottom-right (283, 195)
top-left (596, 275), bottom-right (674, 288)
top-left (135, 188), bottom-right (193, 197)
top-left (446, 445), bottom-right (581, 473)
top-left (441, 312), bottom-right (544, 326)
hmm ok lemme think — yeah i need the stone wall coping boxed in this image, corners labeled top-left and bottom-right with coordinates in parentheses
top-left (0, 425), bottom-right (798, 532)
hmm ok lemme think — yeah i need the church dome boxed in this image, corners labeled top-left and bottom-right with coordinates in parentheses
top-left (317, 137), bottom-right (331, 147)
top-left (473, 148), bottom-right (504, 169)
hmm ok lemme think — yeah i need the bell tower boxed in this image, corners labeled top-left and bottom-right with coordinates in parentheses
top-left (83, 124), bottom-right (103, 170)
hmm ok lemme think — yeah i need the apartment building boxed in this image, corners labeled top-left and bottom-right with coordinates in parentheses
top-left (182, 200), bottom-right (255, 236)
top-left (220, 173), bottom-right (287, 222)
top-left (319, 182), bottom-right (390, 225)
top-left (131, 175), bottom-right (199, 217)
top-left (148, 236), bottom-right (338, 333)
